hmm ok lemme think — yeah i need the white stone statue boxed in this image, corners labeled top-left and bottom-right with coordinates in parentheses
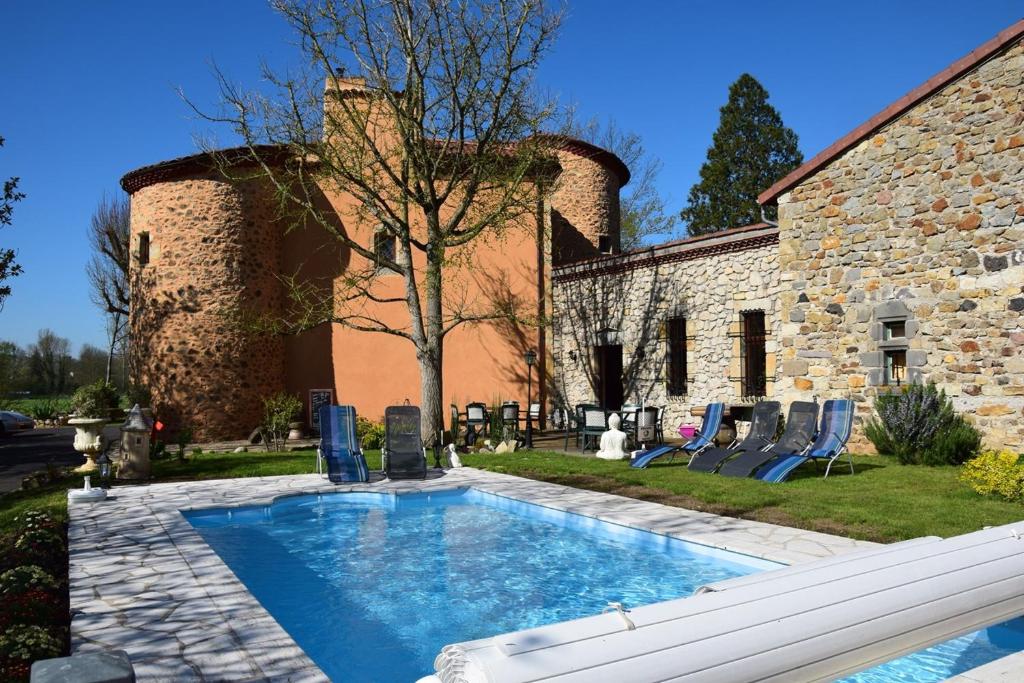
top-left (447, 444), bottom-right (462, 468)
top-left (596, 413), bottom-right (629, 460)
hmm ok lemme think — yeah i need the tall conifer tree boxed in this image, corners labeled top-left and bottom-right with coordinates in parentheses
top-left (681, 74), bottom-right (803, 235)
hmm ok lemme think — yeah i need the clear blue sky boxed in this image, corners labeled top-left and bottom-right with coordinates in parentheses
top-left (1, 1), bottom-right (1019, 353)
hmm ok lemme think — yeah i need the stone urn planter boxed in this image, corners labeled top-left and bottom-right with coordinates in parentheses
top-left (69, 380), bottom-right (120, 473)
top-left (69, 417), bottom-right (107, 473)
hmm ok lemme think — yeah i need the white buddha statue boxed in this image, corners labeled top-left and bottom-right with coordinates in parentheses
top-left (596, 413), bottom-right (629, 460)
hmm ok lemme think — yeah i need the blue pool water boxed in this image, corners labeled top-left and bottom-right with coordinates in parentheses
top-left (186, 489), bottom-right (1024, 682)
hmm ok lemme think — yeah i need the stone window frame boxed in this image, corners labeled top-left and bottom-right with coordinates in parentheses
top-left (665, 316), bottom-right (688, 397)
top-left (865, 300), bottom-right (923, 387)
top-left (740, 310), bottom-right (768, 399)
top-left (728, 306), bottom-right (776, 402)
top-left (659, 304), bottom-right (693, 401)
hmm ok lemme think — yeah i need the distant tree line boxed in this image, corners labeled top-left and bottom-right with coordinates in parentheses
top-left (0, 329), bottom-right (127, 399)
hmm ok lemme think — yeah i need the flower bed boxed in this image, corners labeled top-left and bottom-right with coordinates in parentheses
top-left (0, 511), bottom-right (69, 681)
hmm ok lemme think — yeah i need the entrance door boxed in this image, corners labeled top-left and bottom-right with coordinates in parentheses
top-left (594, 344), bottom-right (624, 410)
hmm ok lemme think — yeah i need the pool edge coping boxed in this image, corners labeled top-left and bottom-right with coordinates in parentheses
top-left (67, 467), bottom-right (1019, 682)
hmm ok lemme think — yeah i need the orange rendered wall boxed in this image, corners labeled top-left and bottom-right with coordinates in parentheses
top-left (320, 191), bottom-right (545, 430)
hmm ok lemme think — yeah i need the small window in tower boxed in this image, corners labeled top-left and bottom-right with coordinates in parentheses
top-left (138, 232), bottom-right (150, 266)
top-left (374, 231), bottom-right (397, 271)
top-left (883, 320), bottom-right (906, 340)
top-left (598, 235), bottom-right (612, 254)
top-left (884, 349), bottom-right (907, 386)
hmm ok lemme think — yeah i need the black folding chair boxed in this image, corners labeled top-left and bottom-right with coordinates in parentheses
top-left (384, 405), bottom-right (427, 479)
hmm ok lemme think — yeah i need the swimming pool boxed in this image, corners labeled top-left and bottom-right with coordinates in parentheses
top-left (186, 489), bottom-right (1024, 682)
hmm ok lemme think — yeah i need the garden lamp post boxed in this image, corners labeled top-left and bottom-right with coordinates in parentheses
top-left (524, 349), bottom-right (537, 449)
top-left (96, 451), bottom-right (112, 489)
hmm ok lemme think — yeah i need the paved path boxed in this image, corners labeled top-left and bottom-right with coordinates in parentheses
top-left (0, 425), bottom-right (122, 493)
top-left (69, 469), bottom-right (876, 681)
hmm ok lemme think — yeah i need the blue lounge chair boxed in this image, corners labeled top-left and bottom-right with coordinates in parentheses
top-left (318, 405), bottom-right (370, 483)
top-left (718, 401), bottom-right (819, 478)
top-left (630, 402), bottom-right (724, 469)
top-left (688, 400), bottom-right (781, 473)
top-left (755, 399), bottom-right (855, 482)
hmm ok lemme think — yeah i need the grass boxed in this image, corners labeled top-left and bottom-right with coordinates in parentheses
top-left (0, 448), bottom-right (358, 536)
top-left (460, 451), bottom-right (1024, 543)
top-left (2, 447), bottom-right (1020, 543)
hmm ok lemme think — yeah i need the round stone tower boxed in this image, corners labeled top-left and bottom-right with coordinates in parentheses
top-left (122, 152), bottom-right (287, 441)
top-left (543, 136), bottom-right (629, 265)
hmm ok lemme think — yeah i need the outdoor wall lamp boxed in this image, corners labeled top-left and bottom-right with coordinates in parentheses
top-left (524, 349), bottom-right (537, 449)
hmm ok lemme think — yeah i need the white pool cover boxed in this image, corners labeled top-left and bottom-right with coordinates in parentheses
top-left (425, 522), bottom-right (1024, 683)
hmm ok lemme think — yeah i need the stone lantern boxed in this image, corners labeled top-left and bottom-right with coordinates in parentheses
top-left (118, 404), bottom-right (152, 480)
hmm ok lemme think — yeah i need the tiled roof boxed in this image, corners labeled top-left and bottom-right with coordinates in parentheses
top-left (120, 136), bottom-right (629, 194)
top-left (553, 223), bottom-right (778, 282)
top-left (758, 18), bottom-right (1024, 205)
top-left (120, 145), bottom-right (289, 194)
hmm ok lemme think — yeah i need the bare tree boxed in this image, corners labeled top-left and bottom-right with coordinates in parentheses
top-left (1, 135), bottom-right (26, 310)
top-left (563, 114), bottom-right (676, 249)
top-left (86, 194), bottom-right (130, 382)
top-left (86, 194), bottom-right (130, 316)
top-left (191, 0), bottom-right (562, 437)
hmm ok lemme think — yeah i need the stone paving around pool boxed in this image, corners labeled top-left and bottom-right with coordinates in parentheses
top-left (67, 467), bottom-right (1006, 681)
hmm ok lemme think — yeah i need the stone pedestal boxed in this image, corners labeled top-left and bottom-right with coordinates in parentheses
top-left (69, 418), bottom-right (107, 473)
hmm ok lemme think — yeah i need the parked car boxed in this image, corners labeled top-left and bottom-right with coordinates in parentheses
top-left (0, 410), bottom-right (35, 435)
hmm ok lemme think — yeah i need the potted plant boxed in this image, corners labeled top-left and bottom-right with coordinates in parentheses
top-left (68, 381), bottom-right (118, 473)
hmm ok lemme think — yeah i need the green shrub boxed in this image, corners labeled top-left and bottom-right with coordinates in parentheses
top-left (262, 392), bottom-right (303, 451)
top-left (11, 515), bottom-right (65, 576)
top-left (924, 415), bottom-right (983, 466)
top-left (865, 383), bottom-right (981, 465)
top-left (121, 383), bottom-right (151, 409)
top-left (356, 417), bottom-right (385, 450)
top-left (25, 400), bottom-right (56, 421)
top-left (0, 624), bottom-right (64, 680)
top-left (961, 449), bottom-right (1024, 500)
top-left (0, 566), bottom-right (60, 595)
top-left (70, 381), bottom-right (119, 419)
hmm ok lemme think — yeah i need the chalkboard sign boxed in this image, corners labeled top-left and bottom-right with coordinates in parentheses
top-left (309, 389), bottom-right (334, 435)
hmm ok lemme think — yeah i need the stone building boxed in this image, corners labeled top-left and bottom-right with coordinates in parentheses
top-left (552, 224), bottom-right (781, 432)
top-left (556, 19), bottom-right (1024, 451)
top-left (121, 79), bottom-right (629, 441)
top-left (123, 19), bottom-right (1024, 450)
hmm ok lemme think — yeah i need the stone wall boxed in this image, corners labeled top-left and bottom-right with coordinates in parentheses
top-left (551, 226), bottom-right (781, 431)
top-left (129, 176), bottom-right (286, 441)
top-left (775, 39), bottom-right (1024, 450)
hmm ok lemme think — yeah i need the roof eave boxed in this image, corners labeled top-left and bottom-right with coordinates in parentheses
top-left (758, 17), bottom-right (1024, 206)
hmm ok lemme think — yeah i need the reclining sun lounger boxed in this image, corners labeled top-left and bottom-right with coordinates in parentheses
top-left (717, 401), bottom-right (818, 478)
top-left (384, 405), bottom-right (428, 480)
top-left (630, 402), bottom-right (723, 469)
top-left (755, 398), bottom-right (855, 482)
top-left (687, 400), bottom-right (780, 473)
top-left (318, 404), bottom-right (370, 483)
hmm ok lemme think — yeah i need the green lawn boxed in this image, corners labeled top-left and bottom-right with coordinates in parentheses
top-left (2, 448), bottom-right (1020, 543)
top-left (460, 451), bottom-right (1024, 543)
top-left (0, 449), bottom-right (348, 535)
